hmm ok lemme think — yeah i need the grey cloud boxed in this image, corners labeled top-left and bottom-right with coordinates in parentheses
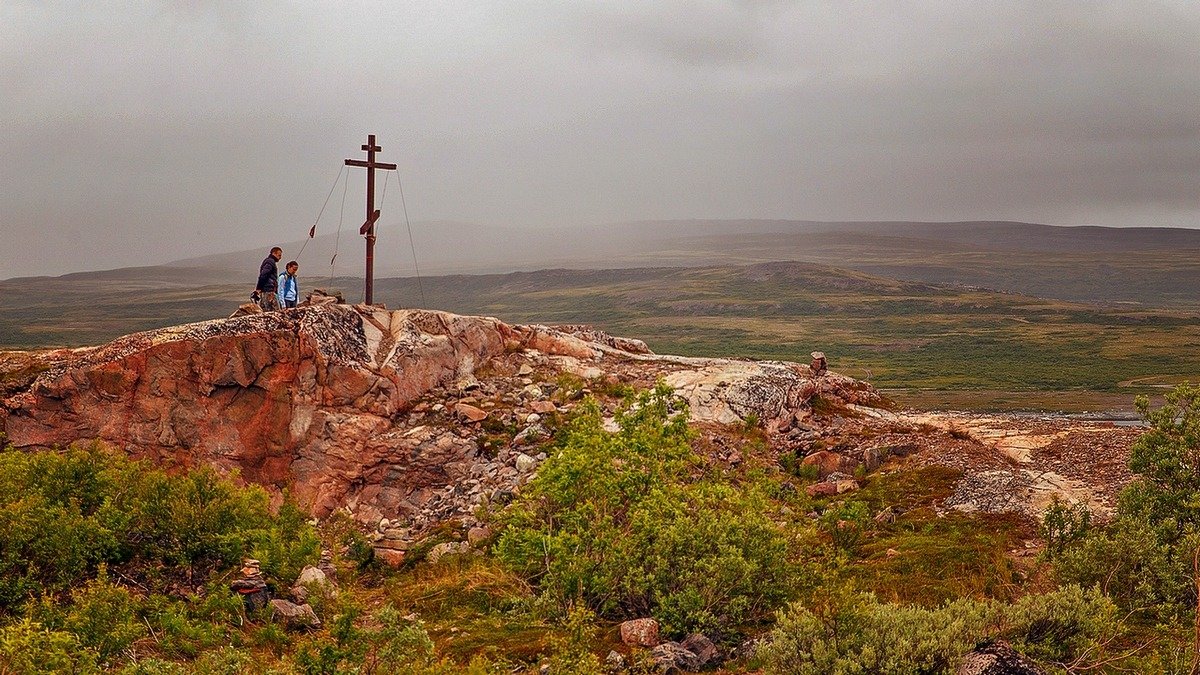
top-left (2, 1), bottom-right (1199, 278)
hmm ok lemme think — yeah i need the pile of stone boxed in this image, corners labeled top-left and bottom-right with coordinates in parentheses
top-left (303, 288), bottom-right (344, 306)
top-left (605, 618), bottom-right (720, 672)
top-left (810, 351), bottom-right (828, 377)
top-left (229, 558), bottom-right (269, 613)
top-left (317, 549), bottom-right (337, 580)
top-left (227, 557), bottom-right (327, 632)
top-left (944, 470), bottom-right (1033, 515)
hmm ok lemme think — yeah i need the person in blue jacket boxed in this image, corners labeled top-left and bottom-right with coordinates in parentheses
top-left (277, 260), bottom-right (300, 309)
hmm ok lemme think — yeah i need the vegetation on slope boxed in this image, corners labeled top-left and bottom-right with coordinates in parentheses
top-left (495, 384), bottom-right (794, 638)
top-left (6, 383), bottom-right (1200, 672)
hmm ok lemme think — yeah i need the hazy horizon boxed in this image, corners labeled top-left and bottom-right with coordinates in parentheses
top-left (4, 2), bottom-right (1199, 278)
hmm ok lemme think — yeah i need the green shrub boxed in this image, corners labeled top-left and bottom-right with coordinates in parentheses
top-left (761, 585), bottom-right (1117, 674)
top-left (291, 602), bottom-right (456, 675)
top-left (1055, 385), bottom-right (1200, 619)
top-left (251, 498), bottom-right (322, 585)
top-left (1054, 512), bottom-right (1195, 621)
top-left (818, 501), bottom-right (870, 554)
top-left (140, 584), bottom-right (245, 659)
top-left (545, 606), bottom-right (603, 675)
top-left (761, 586), bottom-right (993, 674)
top-left (495, 383), bottom-right (794, 636)
top-left (0, 617), bottom-right (98, 674)
top-left (0, 495), bottom-right (117, 607)
top-left (1113, 631), bottom-right (1195, 675)
top-left (779, 452), bottom-right (820, 481)
top-left (101, 466), bottom-right (273, 572)
top-left (1127, 386), bottom-right (1200, 523)
top-left (1004, 584), bottom-right (1118, 663)
top-left (0, 445), bottom-right (319, 614)
top-left (63, 569), bottom-right (146, 665)
top-left (1039, 497), bottom-right (1091, 560)
top-left (364, 606), bottom-right (447, 673)
top-left (292, 595), bottom-right (367, 675)
top-left (250, 621), bottom-right (291, 658)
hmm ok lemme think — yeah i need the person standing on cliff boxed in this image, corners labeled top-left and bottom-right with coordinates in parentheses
top-left (276, 260), bottom-right (300, 309)
top-left (253, 247), bottom-right (282, 311)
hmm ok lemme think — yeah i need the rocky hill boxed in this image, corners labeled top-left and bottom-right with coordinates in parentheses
top-left (0, 306), bottom-right (873, 553)
top-left (0, 304), bottom-right (1136, 564)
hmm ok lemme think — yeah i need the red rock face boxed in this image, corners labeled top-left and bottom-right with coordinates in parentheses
top-left (9, 322), bottom-right (310, 484)
top-left (0, 306), bottom-right (655, 522)
top-left (1, 304), bottom-right (881, 532)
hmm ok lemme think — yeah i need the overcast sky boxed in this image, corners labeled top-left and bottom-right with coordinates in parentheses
top-left (3, 1), bottom-right (1199, 278)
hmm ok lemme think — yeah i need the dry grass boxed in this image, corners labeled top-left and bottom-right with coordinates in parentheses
top-left (382, 556), bottom-right (556, 663)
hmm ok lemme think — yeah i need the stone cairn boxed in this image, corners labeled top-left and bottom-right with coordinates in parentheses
top-left (229, 558), bottom-right (269, 613)
top-left (810, 351), bottom-right (828, 377)
top-left (317, 549), bottom-right (337, 581)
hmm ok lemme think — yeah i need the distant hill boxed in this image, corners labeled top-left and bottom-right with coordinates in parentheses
top-left (5, 260), bottom-right (1200, 402)
top-left (132, 219), bottom-right (1200, 309)
top-left (700, 220), bottom-right (1200, 252)
top-left (7, 219), bottom-right (1200, 347)
top-left (165, 219), bottom-right (659, 279)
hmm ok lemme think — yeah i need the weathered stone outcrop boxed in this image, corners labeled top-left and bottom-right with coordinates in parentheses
top-left (663, 358), bottom-right (878, 429)
top-left (0, 305), bottom-right (874, 537)
top-left (956, 640), bottom-right (1046, 675)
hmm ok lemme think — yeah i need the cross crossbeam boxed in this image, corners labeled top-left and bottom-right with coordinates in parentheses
top-left (344, 134), bottom-right (397, 305)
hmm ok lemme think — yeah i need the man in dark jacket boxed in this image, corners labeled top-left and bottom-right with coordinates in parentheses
top-left (253, 247), bottom-right (283, 311)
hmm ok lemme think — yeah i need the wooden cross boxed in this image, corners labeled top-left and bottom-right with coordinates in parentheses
top-left (344, 134), bottom-right (396, 305)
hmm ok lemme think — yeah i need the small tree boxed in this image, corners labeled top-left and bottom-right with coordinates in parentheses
top-left (494, 383), bottom-right (795, 636)
top-left (1056, 385), bottom-right (1200, 622)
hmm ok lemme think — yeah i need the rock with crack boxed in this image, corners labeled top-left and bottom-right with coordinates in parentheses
top-left (652, 641), bottom-right (702, 671)
top-left (290, 565), bottom-right (334, 604)
top-left (680, 633), bottom-right (718, 668)
top-left (270, 599), bottom-right (322, 631)
top-left (0, 305), bottom-right (884, 541)
top-left (663, 359), bottom-right (879, 429)
top-left (619, 618), bottom-right (660, 647)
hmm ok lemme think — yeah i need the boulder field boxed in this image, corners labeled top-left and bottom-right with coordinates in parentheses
top-left (0, 305), bottom-right (877, 540)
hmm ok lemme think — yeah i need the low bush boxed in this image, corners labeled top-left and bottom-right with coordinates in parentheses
top-left (140, 583), bottom-right (246, 659)
top-left (0, 617), bottom-right (97, 674)
top-left (1054, 509), bottom-right (1196, 621)
top-left (545, 606), bottom-right (603, 675)
top-left (0, 444), bottom-right (320, 614)
top-left (761, 584), bottom-right (1118, 674)
top-left (494, 383), bottom-right (794, 636)
top-left (292, 600), bottom-right (460, 675)
top-left (1039, 497), bottom-right (1091, 560)
top-left (818, 501), bottom-right (870, 554)
top-left (1056, 385), bottom-right (1200, 620)
top-left (61, 570), bottom-right (146, 666)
